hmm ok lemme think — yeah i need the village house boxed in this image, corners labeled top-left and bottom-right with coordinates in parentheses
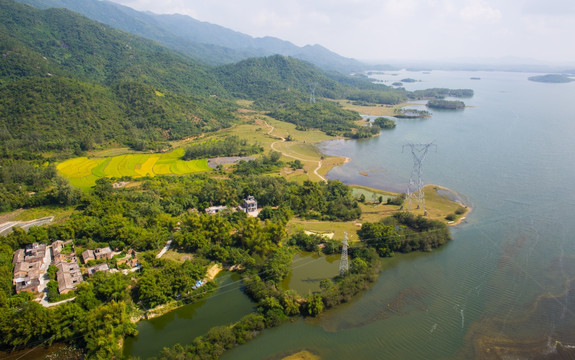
top-left (240, 195), bottom-right (258, 216)
top-left (116, 249), bottom-right (138, 267)
top-left (82, 246), bottom-right (113, 263)
top-left (52, 240), bottom-right (75, 264)
top-left (53, 240), bottom-right (83, 294)
top-left (86, 263), bottom-right (110, 276)
top-left (81, 249), bottom-right (95, 263)
top-left (241, 195), bottom-right (258, 212)
top-left (12, 243), bottom-right (50, 294)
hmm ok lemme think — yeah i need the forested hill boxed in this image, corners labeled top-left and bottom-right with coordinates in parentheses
top-left (0, 0), bottom-right (460, 159)
top-left (14, 0), bottom-right (387, 73)
top-left (0, 0), bottom-right (226, 95)
top-left (212, 55), bottom-right (407, 109)
top-left (0, 0), bottom-right (237, 157)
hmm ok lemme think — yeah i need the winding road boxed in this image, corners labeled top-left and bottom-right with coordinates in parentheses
top-left (264, 121), bottom-right (327, 183)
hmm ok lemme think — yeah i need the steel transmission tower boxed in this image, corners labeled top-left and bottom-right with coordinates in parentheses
top-left (339, 232), bottom-right (349, 275)
top-left (402, 143), bottom-right (436, 215)
top-left (308, 82), bottom-right (317, 103)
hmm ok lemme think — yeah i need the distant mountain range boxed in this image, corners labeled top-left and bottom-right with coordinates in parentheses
top-left (0, 0), bottom-right (405, 158)
top-left (15, 0), bottom-right (394, 73)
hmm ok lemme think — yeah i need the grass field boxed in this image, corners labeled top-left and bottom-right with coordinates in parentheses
top-left (287, 184), bottom-right (469, 242)
top-left (58, 149), bottom-right (211, 190)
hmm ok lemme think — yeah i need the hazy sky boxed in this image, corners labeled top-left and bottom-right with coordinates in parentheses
top-left (108, 0), bottom-right (575, 64)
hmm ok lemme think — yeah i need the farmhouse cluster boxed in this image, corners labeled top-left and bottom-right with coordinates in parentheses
top-left (11, 196), bottom-right (260, 303)
top-left (12, 240), bottom-right (139, 301)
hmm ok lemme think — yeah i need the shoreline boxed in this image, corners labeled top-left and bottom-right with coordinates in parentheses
top-left (310, 131), bottom-right (471, 227)
top-left (133, 264), bottom-right (224, 323)
top-left (429, 184), bottom-right (472, 226)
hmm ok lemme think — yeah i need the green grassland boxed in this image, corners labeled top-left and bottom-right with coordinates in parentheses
top-left (287, 184), bottom-right (469, 241)
top-left (58, 148), bottom-right (211, 190)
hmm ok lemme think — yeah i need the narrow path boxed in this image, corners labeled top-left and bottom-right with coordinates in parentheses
top-left (156, 240), bottom-right (173, 259)
top-left (37, 296), bottom-right (76, 308)
top-left (265, 121), bottom-right (327, 183)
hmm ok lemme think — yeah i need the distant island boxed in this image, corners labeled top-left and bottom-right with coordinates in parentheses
top-left (401, 78), bottom-right (418, 83)
top-left (392, 82), bottom-right (403, 86)
top-left (393, 108), bottom-right (431, 119)
top-left (470, 77), bottom-right (481, 80)
top-left (528, 74), bottom-right (574, 83)
top-left (427, 99), bottom-right (465, 110)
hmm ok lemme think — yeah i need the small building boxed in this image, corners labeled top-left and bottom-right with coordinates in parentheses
top-left (14, 276), bottom-right (41, 294)
top-left (205, 205), bottom-right (227, 215)
top-left (94, 247), bottom-right (112, 260)
top-left (82, 249), bottom-right (95, 264)
top-left (53, 240), bottom-right (83, 294)
top-left (86, 263), bottom-right (110, 276)
top-left (12, 243), bottom-right (50, 294)
top-left (51, 240), bottom-right (74, 254)
top-left (241, 196), bottom-right (258, 213)
top-left (56, 261), bottom-right (83, 294)
top-left (82, 246), bottom-right (113, 263)
top-left (115, 249), bottom-right (138, 268)
top-left (53, 240), bottom-right (77, 266)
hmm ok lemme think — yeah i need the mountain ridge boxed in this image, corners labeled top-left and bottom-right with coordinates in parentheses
top-left (15, 0), bottom-right (395, 73)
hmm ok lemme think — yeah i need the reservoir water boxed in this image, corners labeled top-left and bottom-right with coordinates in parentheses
top-left (124, 272), bottom-right (254, 358)
top-left (219, 70), bottom-right (575, 359)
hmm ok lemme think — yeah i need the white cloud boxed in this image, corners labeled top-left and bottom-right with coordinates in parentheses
top-left (459, 0), bottom-right (502, 22)
top-left (105, 0), bottom-right (575, 63)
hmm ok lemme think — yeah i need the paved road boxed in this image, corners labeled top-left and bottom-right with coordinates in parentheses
top-left (0, 221), bottom-right (19, 236)
top-left (0, 216), bottom-right (54, 236)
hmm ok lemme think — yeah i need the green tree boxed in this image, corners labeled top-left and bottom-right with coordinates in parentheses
top-left (357, 222), bottom-right (400, 256)
top-left (306, 294), bottom-right (324, 316)
top-left (262, 247), bottom-right (293, 284)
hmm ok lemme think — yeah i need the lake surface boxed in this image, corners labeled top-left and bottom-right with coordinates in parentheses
top-left (221, 70), bottom-right (575, 359)
top-left (281, 252), bottom-right (340, 295)
top-left (124, 272), bottom-right (254, 359)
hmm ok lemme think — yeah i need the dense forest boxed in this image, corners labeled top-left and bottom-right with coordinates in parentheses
top-left (426, 99), bottom-right (466, 110)
top-left (182, 136), bottom-right (263, 160)
top-left (212, 55), bottom-right (410, 110)
top-left (410, 88), bottom-right (474, 99)
top-left (268, 102), bottom-right (362, 135)
top-left (0, 0), bottom-right (237, 158)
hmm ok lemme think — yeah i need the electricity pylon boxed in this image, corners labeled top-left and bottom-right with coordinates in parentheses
top-left (402, 143), bottom-right (436, 216)
top-left (308, 82), bottom-right (317, 103)
top-left (339, 232), bottom-right (349, 275)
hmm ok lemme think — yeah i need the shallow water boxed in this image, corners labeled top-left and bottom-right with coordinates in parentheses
top-left (281, 252), bottom-right (340, 295)
top-left (221, 70), bottom-right (575, 359)
top-left (123, 272), bottom-right (254, 359)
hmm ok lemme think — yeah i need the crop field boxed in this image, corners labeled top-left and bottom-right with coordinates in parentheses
top-left (57, 149), bottom-right (210, 190)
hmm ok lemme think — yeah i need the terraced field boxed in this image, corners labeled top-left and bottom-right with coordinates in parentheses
top-left (57, 148), bottom-right (211, 190)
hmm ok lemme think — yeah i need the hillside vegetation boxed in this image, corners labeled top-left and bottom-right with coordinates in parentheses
top-left (0, 0), bottom-right (236, 158)
top-left (15, 0), bottom-right (379, 73)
